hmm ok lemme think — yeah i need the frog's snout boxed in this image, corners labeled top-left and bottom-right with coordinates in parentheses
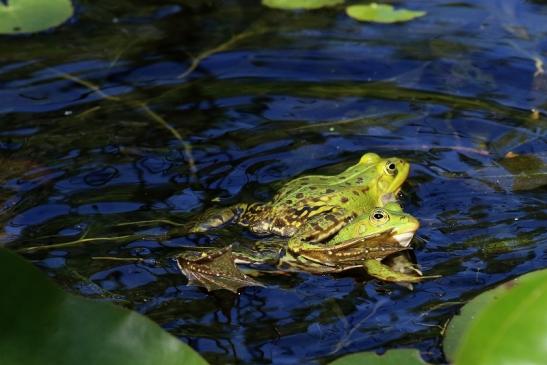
top-left (394, 215), bottom-right (419, 247)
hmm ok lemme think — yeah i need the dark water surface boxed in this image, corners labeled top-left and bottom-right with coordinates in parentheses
top-left (1, 0), bottom-right (546, 364)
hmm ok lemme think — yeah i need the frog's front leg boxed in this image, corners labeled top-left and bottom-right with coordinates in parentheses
top-left (363, 259), bottom-right (423, 283)
top-left (190, 203), bottom-right (248, 233)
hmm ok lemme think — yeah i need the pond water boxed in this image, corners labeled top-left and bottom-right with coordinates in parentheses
top-left (1, 0), bottom-right (546, 364)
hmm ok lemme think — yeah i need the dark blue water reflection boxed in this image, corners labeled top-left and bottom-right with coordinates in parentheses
top-left (0, 0), bottom-right (546, 364)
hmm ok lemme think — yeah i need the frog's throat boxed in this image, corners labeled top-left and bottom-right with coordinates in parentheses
top-left (387, 164), bottom-right (410, 193)
top-left (393, 232), bottom-right (414, 247)
top-left (291, 229), bottom-right (412, 266)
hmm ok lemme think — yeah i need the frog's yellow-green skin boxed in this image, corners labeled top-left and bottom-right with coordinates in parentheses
top-left (180, 154), bottom-right (420, 291)
top-left (285, 202), bottom-right (419, 270)
top-left (178, 202), bottom-right (422, 291)
top-left (191, 152), bottom-right (409, 239)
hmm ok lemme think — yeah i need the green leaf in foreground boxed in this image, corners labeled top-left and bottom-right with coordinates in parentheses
top-left (0, 248), bottom-right (208, 365)
top-left (444, 269), bottom-right (547, 365)
top-left (262, 0), bottom-right (344, 10)
top-left (0, 0), bottom-right (73, 34)
top-left (346, 3), bottom-right (426, 23)
top-left (328, 348), bottom-right (427, 365)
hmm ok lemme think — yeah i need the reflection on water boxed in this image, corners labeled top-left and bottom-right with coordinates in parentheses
top-left (0, 0), bottom-right (546, 364)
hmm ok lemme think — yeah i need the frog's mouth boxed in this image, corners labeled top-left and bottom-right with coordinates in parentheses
top-left (295, 229), bottom-right (412, 266)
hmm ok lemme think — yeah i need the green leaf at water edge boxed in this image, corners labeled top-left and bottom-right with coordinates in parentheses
top-left (444, 269), bottom-right (547, 365)
top-left (0, 0), bottom-right (73, 34)
top-left (262, 0), bottom-right (344, 10)
top-left (346, 3), bottom-right (426, 23)
top-left (0, 248), bottom-right (209, 365)
top-left (328, 348), bottom-right (428, 365)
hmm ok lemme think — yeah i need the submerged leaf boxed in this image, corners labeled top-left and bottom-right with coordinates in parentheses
top-left (498, 153), bottom-right (547, 191)
top-left (262, 0), bottom-right (344, 10)
top-left (176, 245), bottom-right (264, 292)
top-left (0, 0), bottom-right (73, 34)
top-left (0, 248), bottom-right (208, 365)
top-left (346, 3), bottom-right (426, 23)
top-left (328, 348), bottom-right (428, 365)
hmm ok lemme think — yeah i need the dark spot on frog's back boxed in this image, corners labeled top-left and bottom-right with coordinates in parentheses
top-left (352, 191), bottom-right (360, 196)
top-left (340, 197), bottom-right (349, 203)
top-left (325, 188), bottom-right (334, 193)
top-left (310, 186), bottom-right (317, 190)
top-left (296, 192), bottom-right (304, 199)
top-left (273, 217), bottom-right (287, 228)
top-left (325, 214), bottom-right (337, 222)
top-left (356, 177), bottom-right (363, 184)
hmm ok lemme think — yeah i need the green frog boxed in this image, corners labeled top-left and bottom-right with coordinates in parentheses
top-left (178, 153), bottom-right (420, 291)
top-left (191, 152), bottom-right (409, 238)
top-left (178, 202), bottom-right (423, 292)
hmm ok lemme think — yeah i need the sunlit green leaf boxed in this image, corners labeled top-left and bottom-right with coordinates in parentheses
top-left (328, 349), bottom-right (428, 365)
top-left (0, 248), bottom-right (209, 365)
top-left (444, 269), bottom-right (547, 364)
top-left (0, 0), bottom-right (73, 34)
top-left (346, 3), bottom-right (426, 23)
top-left (262, 0), bottom-right (344, 10)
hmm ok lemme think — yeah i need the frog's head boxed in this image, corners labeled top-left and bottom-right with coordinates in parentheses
top-left (343, 202), bottom-right (419, 248)
top-left (354, 153), bottom-right (409, 202)
top-left (293, 202), bottom-right (420, 266)
top-left (375, 156), bottom-right (409, 195)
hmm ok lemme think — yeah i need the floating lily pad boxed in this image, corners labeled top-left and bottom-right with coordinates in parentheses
top-left (262, 0), bottom-right (344, 10)
top-left (328, 348), bottom-right (427, 365)
top-left (444, 269), bottom-right (547, 364)
top-left (346, 3), bottom-right (426, 23)
top-left (0, 248), bottom-right (208, 365)
top-left (0, 0), bottom-right (73, 34)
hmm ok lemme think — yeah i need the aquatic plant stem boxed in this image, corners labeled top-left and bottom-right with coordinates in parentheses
top-left (47, 67), bottom-right (120, 102)
top-left (49, 67), bottom-right (199, 181)
top-left (115, 219), bottom-right (186, 227)
top-left (137, 102), bottom-right (198, 177)
top-left (177, 31), bottom-right (254, 79)
top-left (18, 235), bottom-right (136, 253)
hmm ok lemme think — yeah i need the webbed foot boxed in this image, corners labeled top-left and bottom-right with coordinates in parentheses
top-left (176, 245), bottom-right (264, 292)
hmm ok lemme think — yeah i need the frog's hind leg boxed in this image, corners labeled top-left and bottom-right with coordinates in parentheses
top-left (176, 245), bottom-right (263, 292)
top-left (190, 203), bottom-right (248, 233)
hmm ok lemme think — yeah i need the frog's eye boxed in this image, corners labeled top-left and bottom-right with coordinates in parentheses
top-left (370, 208), bottom-right (389, 225)
top-left (384, 161), bottom-right (398, 176)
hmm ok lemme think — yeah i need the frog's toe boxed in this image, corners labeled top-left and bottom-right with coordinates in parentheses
top-left (363, 259), bottom-right (424, 283)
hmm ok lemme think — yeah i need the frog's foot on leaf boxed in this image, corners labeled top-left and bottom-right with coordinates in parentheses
top-left (176, 245), bottom-right (264, 293)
